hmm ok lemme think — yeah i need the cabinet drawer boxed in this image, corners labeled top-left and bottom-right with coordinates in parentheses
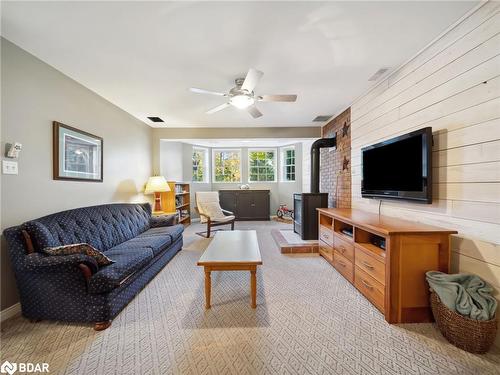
top-left (319, 241), bottom-right (334, 262)
top-left (355, 246), bottom-right (386, 285)
top-left (319, 225), bottom-right (334, 246)
top-left (355, 267), bottom-right (385, 312)
top-left (334, 235), bottom-right (354, 262)
top-left (333, 253), bottom-right (353, 283)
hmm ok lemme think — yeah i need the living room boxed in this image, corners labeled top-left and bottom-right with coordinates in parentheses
top-left (1, 1), bottom-right (499, 374)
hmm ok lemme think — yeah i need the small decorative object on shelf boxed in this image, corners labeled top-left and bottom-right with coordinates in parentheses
top-left (161, 182), bottom-right (191, 226)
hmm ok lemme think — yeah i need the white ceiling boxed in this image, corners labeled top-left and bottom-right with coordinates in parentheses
top-left (1, 1), bottom-right (477, 128)
top-left (162, 138), bottom-right (315, 148)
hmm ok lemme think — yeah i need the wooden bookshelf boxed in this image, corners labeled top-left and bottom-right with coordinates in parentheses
top-left (161, 182), bottom-right (191, 226)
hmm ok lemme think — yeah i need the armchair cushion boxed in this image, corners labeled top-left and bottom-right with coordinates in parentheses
top-left (25, 253), bottom-right (98, 274)
top-left (195, 192), bottom-right (220, 223)
top-left (43, 243), bottom-right (114, 266)
top-left (88, 247), bottom-right (153, 294)
top-left (201, 201), bottom-right (226, 220)
top-left (150, 214), bottom-right (176, 228)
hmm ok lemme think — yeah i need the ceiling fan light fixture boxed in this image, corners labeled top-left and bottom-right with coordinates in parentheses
top-left (230, 94), bottom-right (254, 109)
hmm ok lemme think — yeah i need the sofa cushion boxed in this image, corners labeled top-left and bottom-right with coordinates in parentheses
top-left (138, 224), bottom-right (184, 243)
top-left (110, 235), bottom-right (172, 257)
top-left (88, 247), bottom-right (153, 294)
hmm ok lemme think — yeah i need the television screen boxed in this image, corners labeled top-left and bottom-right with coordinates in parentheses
top-left (361, 127), bottom-right (432, 203)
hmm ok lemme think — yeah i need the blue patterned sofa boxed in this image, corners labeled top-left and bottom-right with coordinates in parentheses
top-left (3, 203), bottom-right (184, 330)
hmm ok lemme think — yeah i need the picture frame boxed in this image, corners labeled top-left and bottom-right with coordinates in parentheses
top-left (53, 121), bottom-right (103, 182)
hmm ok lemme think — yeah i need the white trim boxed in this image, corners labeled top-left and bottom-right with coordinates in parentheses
top-left (1, 303), bottom-right (21, 322)
top-left (212, 148), bottom-right (242, 183)
top-left (247, 148), bottom-right (277, 183)
top-left (192, 146), bottom-right (209, 183)
top-left (280, 145), bottom-right (296, 182)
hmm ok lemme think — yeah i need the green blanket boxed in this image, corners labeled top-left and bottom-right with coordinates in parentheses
top-left (426, 271), bottom-right (497, 321)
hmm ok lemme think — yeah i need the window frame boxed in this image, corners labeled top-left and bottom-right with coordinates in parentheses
top-left (281, 146), bottom-right (296, 182)
top-left (212, 148), bottom-right (242, 183)
top-left (247, 148), bottom-right (277, 183)
top-left (192, 147), bottom-right (209, 183)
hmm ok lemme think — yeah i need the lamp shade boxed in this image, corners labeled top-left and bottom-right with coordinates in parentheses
top-left (144, 176), bottom-right (171, 194)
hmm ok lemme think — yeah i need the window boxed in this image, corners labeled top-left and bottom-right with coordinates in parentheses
top-left (248, 149), bottom-right (276, 182)
top-left (282, 146), bottom-right (296, 181)
top-left (192, 147), bottom-right (208, 183)
top-left (213, 149), bottom-right (241, 183)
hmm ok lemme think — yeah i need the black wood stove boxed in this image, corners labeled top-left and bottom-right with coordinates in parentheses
top-left (293, 136), bottom-right (336, 240)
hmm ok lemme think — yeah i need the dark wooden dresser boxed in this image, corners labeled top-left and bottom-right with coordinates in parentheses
top-left (219, 190), bottom-right (270, 220)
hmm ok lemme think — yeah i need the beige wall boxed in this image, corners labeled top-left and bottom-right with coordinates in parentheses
top-left (349, 2), bottom-right (500, 343)
top-left (1, 39), bottom-right (153, 311)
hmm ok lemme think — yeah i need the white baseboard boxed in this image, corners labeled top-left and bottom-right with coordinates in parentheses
top-left (1, 303), bottom-right (21, 322)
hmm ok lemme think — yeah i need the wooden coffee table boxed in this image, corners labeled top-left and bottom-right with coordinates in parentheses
top-left (197, 230), bottom-right (262, 309)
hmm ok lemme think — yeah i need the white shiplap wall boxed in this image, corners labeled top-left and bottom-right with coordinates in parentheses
top-left (350, 1), bottom-right (500, 342)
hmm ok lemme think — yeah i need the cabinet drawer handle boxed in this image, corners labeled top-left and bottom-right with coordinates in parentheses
top-left (338, 245), bottom-right (346, 253)
top-left (361, 279), bottom-right (373, 290)
top-left (322, 233), bottom-right (329, 239)
top-left (337, 261), bottom-right (346, 268)
top-left (361, 260), bottom-right (374, 270)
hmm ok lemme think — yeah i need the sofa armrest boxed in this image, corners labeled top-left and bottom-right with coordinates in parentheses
top-left (150, 214), bottom-right (177, 228)
top-left (24, 253), bottom-right (98, 274)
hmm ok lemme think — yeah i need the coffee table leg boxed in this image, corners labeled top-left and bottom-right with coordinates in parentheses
top-left (250, 268), bottom-right (257, 308)
top-left (205, 268), bottom-right (211, 309)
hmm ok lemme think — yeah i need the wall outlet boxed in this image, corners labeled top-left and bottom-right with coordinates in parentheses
top-left (2, 160), bottom-right (18, 175)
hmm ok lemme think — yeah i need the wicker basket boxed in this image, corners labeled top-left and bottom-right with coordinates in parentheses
top-left (430, 292), bottom-right (498, 354)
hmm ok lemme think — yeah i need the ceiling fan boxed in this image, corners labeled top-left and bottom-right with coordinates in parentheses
top-left (189, 68), bottom-right (297, 118)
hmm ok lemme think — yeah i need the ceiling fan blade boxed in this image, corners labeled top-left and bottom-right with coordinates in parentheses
top-left (206, 102), bottom-right (230, 114)
top-left (190, 87), bottom-right (227, 96)
top-left (247, 105), bottom-right (263, 118)
top-left (241, 68), bottom-right (263, 92)
top-left (259, 94), bottom-right (297, 102)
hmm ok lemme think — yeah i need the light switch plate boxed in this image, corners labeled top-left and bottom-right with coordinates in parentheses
top-left (2, 160), bottom-right (18, 175)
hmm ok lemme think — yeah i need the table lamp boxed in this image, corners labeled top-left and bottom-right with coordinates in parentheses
top-left (144, 176), bottom-right (171, 213)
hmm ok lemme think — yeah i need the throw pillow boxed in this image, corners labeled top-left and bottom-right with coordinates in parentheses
top-left (201, 201), bottom-right (225, 219)
top-left (43, 243), bottom-right (114, 266)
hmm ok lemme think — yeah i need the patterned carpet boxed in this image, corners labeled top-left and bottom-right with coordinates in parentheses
top-left (1, 221), bottom-right (499, 374)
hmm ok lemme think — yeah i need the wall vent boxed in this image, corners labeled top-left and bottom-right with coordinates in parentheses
top-left (313, 115), bottom-right (332, 122)
top-left (147, 116), bottom-right (164, 123)
top-left (368, 68), bottom-right (389, 81)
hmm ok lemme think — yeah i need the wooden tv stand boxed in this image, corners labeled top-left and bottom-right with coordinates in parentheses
top-left (317, 208), bottom-right (457, 324)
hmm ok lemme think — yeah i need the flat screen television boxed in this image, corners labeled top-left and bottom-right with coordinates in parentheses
top-left (361, 127), bottom-right (432, 203)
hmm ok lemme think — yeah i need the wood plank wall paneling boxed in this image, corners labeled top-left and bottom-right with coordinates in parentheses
top-left (346, 1), bottom-right (500, 344)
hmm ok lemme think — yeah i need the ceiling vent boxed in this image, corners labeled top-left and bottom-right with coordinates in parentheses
top-left (147, 116), bottom-right (164, 123)
top-left (368, 68), bottom-right (389, 81)
top-left (313, 115), bottom-right (333, 122)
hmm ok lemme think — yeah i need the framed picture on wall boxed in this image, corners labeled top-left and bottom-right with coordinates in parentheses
top-left (53, 121), bottom-right (103, 182)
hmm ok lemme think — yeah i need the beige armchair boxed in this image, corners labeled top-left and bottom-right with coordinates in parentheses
top-left (195, 192), bottom-right (235, 238)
